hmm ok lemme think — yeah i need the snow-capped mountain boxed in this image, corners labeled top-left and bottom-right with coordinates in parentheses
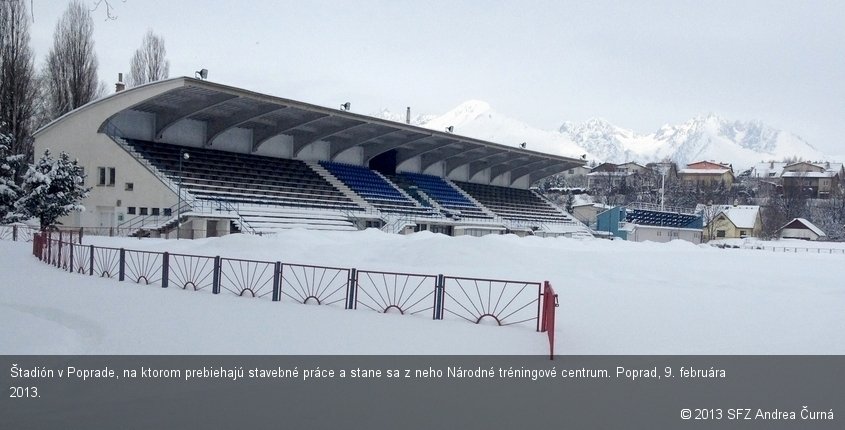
top-left (372, 108), bottom-right (438, 127)
top-left (373, 102), bottom-right (827, 168)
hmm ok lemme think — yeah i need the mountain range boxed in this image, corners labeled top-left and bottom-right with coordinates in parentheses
top-left (373, 101), bottom-right (827, 169)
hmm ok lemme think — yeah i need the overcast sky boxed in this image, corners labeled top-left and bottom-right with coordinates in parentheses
top-left (27, 0), bottom-right (845, 155)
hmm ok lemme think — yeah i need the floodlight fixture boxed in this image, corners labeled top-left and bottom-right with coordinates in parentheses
top-left (340, 102), bottom-right (351, 111)
top-left (445, 126), bottom-right (454, 133)
top-left (195, 69), bottom-right (208, 80)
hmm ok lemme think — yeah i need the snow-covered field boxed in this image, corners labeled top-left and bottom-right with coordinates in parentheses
top-left (2, 230), bottom-right (844, 354)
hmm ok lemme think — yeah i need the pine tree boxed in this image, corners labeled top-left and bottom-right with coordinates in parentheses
top-left (13, 150), bottom-right (89, 228)
top-left (0, 129), bottom-right (24, 222)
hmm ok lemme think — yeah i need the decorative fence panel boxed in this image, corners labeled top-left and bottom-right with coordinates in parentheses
top-left (279, 263), bottom-right (350, 307)
top-left (70, 243), bottom-right (91, 274)
top-left (167, 253), bottom-right (216, 291)
top-left (219, 257), bottom-right (276, 298)
top-left (124, 250), bottom-right (164, 286)
top-left (93, 247), bottom-right (121, 278)
top-left (0, 225), bottom-right (37, 242)
top-left (354, 270), bottom-right (437, 317)
top-left (441, 276), bottom-right (543, 330)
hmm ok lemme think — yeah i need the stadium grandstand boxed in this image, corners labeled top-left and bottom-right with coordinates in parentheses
top-left (33, 77), bottom-right (590, 238)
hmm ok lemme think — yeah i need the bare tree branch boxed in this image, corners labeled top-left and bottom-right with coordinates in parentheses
top-left (0, 0), bottom-right (38, 159)
top-left (89, 0), bottom-right (126, 21)
top-left (41, 0), bottom-right (101, 120)
top-left (127, 29), bottom-right (169, 87)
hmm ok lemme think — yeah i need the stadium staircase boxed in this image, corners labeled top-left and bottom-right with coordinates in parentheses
top-left (396, 172), bottom-right (495, 220)
top-left (305, 161), bottom-right (371, 209)
top-left (318, 161), bottom-right (438, 218)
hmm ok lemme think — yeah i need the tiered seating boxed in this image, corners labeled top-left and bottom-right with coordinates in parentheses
top-left (235, 206), bottom-right (357, 233)
top-left (397, 173), bottom-right (492, 219)
top-left (454, 181), bottom-right (573, 224)
top-left (626, 209), bottom-right (700, 228)
top-left (319, 162), bottom-right (436, 216)
top-left (125, 139), bottom-right (361, 211)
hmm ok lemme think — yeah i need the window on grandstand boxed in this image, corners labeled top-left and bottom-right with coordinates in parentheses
top-left (140, 207), bottom-right (148, 216)
top-left (152, 208), bottom-right (160, 216)
top-left (97, 167), bottom-right (116, 186)
top-left (163, 208), bottom-right (172, 217)
top-left (125, 182), bottom-right (134, 191)
top-left (127, 207), bottom-right (136, 215)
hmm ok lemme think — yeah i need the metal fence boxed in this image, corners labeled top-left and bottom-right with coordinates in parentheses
top-left (713, 243), bottom-right (845, 254)
top-left (27, 231), bottom-right (559, 358)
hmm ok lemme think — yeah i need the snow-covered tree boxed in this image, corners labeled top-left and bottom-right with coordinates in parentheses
top-left (13, 149), bottom-right (89, 228)
top-left (0, 130), bottom-right (24, 221)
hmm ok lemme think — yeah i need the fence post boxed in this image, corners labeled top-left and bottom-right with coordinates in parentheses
top-left (538, 282), bottom-right (545, 333)
top-left (12, 225), bottom-right (17, 242)
top-left (57, 231), bottom-right (64, 268)
top-left (79, 227), bottom-right (83, 244)
top-left (89, 245), bottom-right (95, 276)
top-left (272, 262), bottom-right (281, 302)
top-left (433, 274), bottom-right (445, 320)
top-left (212, 256), bottom-right (221, 294)
top-left (161, 252), bottom-right (169, 288)
top-left (346, 268), bottom-right (358, 310)
top-left (68, 242), bottom-right (74, 273)
top-left (47, 231), bottom-right (52, 265)
top-left (118, 248), bottom-right (126, 281)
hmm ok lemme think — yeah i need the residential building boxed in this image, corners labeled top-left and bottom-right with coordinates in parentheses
top-left (678, 161), bottom-right (735, 188)
top-left (779, 218), bottom-right (826, 241)
top-left (781, 161), bottom-right (841, 198)
top-left (702, 205), bottom-right (762, 240)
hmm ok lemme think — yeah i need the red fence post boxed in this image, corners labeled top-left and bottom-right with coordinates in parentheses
top-left (541, 281), bottom-right (559, 360)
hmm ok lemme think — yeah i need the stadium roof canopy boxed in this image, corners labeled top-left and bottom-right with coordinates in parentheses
top-left (38, 77), bottom-right (583, 186)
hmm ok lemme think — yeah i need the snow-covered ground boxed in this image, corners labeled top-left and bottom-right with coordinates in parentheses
top-left (2, 230), bottom-right (844, 354)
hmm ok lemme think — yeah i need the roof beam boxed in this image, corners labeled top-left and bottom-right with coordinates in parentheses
top-left (155, 93), bottom-right (239, 138)
top-left (291, 121), bottom-right (367, 157)
top-left (499, 159), bottom-right (562, 184)
top-left (329, 127), bottom-right (402, 159)
top-left (419, 145), bottom-right (478, 172)
top-left (204, 105), bottom-right (287, 147)
top-left (520, 162), bottom-right (574, 185)
top-left (443, 148), bottom-right (509, 176)
top-left (364, 134), bottom-right (434, 162)
top-left (491, 158), bottom-right (549, 182)
top-left (251, 113), bottom-right (330, 152)
top-left (393, 139), bottom-right (456, 165)
top-left (466, 151), bottom-right (517, 178)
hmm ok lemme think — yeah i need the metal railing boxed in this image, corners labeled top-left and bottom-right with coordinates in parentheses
top-left (713, 243), bottom-right (845, 254)
top-left (29, 231), bottom-right (558, 357)
top-left (626, 201), bottom-right (697, 215)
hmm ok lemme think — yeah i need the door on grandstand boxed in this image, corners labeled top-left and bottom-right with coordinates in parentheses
top-left (206, 220), bottom-right (218, 237)
top-left (97, 206), bottom-right (115, 230)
